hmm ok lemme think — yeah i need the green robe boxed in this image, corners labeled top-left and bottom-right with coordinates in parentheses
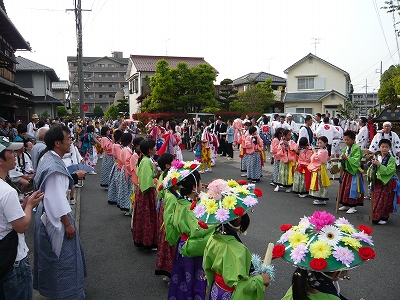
top-left (376, 155), bottom-right (396, 185)
top-left (163, 190), bottom-right (180, 246)
top-left (137, 156), bottom-right (154, 193)
top-left (341, 144), bottom-right (362, 175)
top-left (168, 197), bottom-right (216, 257)
top-left (203, 234), bottom-right (265, 300)
top-left (281, 286), bottom-right (340, 300)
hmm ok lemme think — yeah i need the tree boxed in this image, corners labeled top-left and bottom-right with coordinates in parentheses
top-left (338, 98), bottom-right (357, 120)
top-left (93, 106), bottom-right (104, 117)
top-left (116, 99), bottom-right (129, 118)
top-left (378, 65), bottom-right (400, 107)
top-left (237, 78), bottom-right (275, 112)
top-left (58, 106), bottom-right (68, 118)
top-left (229, 99), bottom-right (246, 112)
top-left (217, 78), bottom-right (238, 110)
top-left (40, 111), bottom-right (49, 120)
top-left (71, 103), bottom-right (79, 119)
top-left (104, 104), bottom-right (119, 120)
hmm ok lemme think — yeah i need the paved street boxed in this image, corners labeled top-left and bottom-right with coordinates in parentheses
top-left (28, 149), bottom-right (400, 299)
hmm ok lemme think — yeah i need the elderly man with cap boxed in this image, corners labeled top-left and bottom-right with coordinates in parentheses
top-left (0, 117), bottom-right (9, 137)
top-left (369, 121), bottom-right (400, 165)
top-left (0, 136), bottom-right (44, 299)
top-left (27, 114), bottom-right (39, 140)
top-left (284, 113), bottom-right (299, 134)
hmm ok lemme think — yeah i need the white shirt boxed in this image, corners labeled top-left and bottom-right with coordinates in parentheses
top-left (275, 122), bottom-right (291, 131)
top-left (369, 131), bottom-right (400, 165)
top-left (27, 122), bottom-right (37, 138)
top-left (298, 125), bottom-right (312, 144)
top-left (356, 125), bottom-right (369, 149)
top-left (333, 126), bottom-right (344, 140)
top-left (315, 123), bottom-right (336, 144)
top-left (285, 120), bottom-right (299, 133)
top-left (0, 179), bottom-right (28, 261)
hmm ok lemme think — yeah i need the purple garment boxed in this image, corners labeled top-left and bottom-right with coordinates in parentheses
top-left (209, 281), bottom-right (233, 300)
top-left (168, 238), bottom-right (207, 300)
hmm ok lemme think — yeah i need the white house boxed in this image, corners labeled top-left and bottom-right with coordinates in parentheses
top-left (283, 53), bottom-right (352, 117)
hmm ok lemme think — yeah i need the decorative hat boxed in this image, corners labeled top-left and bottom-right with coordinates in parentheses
top-left (192, 179), bottom-right (263, 228)
top-left (273, 211), bottom-right (375, 272)
top-left (161, 160), bottom-right (201, 190)
top-left (0, 136), bottom-right (23, 153)
top-left (32, 114), bottom-right (39, 119)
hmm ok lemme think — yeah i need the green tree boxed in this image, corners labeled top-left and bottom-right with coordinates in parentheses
top-left (237, 78), bottom-right (275, 112)
top-left (338, 98), bottom-right (357, 120)
top-left (229, 99), bottom-right (246, 112)
top-left (217, 78), bottom-right (238, 110)
top-left (40, 111), bottom-right (50, 120)
top-left (104, 104), bottom-right (119, 120)
top-left (378, 65), bottom-right (400, 107)
top-left (116, 99), bottom-right (129, 118)
top-left (71, 103), bottom-right (79, 119)
top-left (93, 106), bottom-right (104, 117)
top-left (58, 106), bottom-right (68, 118)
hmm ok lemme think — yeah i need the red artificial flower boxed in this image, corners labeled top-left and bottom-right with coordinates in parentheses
top-left (198, 220), bottom-right (209, 229)
top-left (190, 201), bottom-right (197, 211)
top-left (357, 225), bottom-right (373, 235)
top-left (253, 188), bottom-right (263, 197)
top-left (309, 258), bottom-right (328, 271)
top-left (171, 178), bottom-right (178, 186)
top-left (272, 244), bottom-right (285, 259)
top-left (158, 184), bottom-right (163, 191)
top-left (280, 224), bottom-right (292, 231)
top-left (358, 246), bottom-right (376, 260)
top-left (237, 180), bottom-right (247, 185)
top-left (190, 163), bottom-right (197, 169)
top-left (233, 206), bottom-right (245, 216)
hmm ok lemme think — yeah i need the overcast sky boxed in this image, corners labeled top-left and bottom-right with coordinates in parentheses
top-left (5, 0), bottom-right (400, 94)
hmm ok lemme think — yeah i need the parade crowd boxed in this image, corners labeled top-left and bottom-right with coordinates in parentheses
top-left (1, 111), bottom-right (393, 299)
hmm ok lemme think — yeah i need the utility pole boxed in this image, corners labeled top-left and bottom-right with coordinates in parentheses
top-left (66, 1), bottom-right (91, 119)
top-left (311, 38), bottom-right (320, 55)
top-left (362, 79), bottom-right (370, 116)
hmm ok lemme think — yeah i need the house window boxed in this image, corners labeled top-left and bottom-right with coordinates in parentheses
top-left (298, 78), bottom-right (314, 90)
top-left (99, 84), bottom-right (106, 88)
top-left (296, 108), bottom-right (313, 114)
top-left (108, 64), bottom-right (115, 67)
top-left (330, 94), bottom-right (335, 100)
top-left (99, 94), bottom-right (106, 98)
top-left (120, 73), bottom-right (125, 78)
top-left (108, 74), bottom-right (115, 78)
top-left (109, 84), bottom-right (115, 88)
top-left (98, 64), bottom-right (105, 67)
top-left (84, 73), bottom-right (91, 79)
top-left (98, 74), bottom-right (106, 78)
top-left (243, 85), bottom-right (247, 92)
top-left (120, 64), bottom-right (127, 68)
top-left (308, 57), bottom-right (313, 64)
top-left (109, 94), bottom-right (114, 98)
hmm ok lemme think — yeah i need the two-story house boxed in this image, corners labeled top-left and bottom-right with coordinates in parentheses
top-left (232, 72), bottom-right (286, 112)
top-left (15, 56), bottom-right (64, 119)
top-left (283, 53), bottom-right (352, 117)
top-left (126, 55), bottom-right (216, 116)
top-left (0, 1), bottom-right (33, 123)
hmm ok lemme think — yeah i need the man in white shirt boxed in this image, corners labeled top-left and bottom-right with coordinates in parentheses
top-left (356, 117), bottom-right (369, 149)
top-left (311, 113), bottom-right (322, 133)
top-left (275, 115), bottom-right (291, 131)
top-left (297, 115), bottom-right (313, 145)
top-left (315, 117), bottom-right (336, 156)
top-left (369, 121), bottom-right (400, 165)
top-left (26, 114), bottom-right (39, 139)
top-left (285, 113), bottom-right (299, 134)
top-left (0, 136), bottom-right (43, 299)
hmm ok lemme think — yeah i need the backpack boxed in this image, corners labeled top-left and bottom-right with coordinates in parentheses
top-left (259, 125), bottom-right (272, 145)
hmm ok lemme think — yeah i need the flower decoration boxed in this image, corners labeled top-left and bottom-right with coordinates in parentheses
top-left (275, 211), bottom-right (375, 272)
top-left (253, 188), bottom-right (263, 197)
top-left (192, 178), bottom-right (262, 225)
top-left (198, 220), bottom-right (209, 229)
top-left (190, 201), bottom-right (197, 211)
top-left (162, 160), bottom-right (201, 190)
top-left (272, 244), bottom-right (285, 259)
top-left (237, 179), bottom-right (247, 185)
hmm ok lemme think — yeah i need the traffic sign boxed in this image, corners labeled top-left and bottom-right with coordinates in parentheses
top-left (82, 104), bottom-right (88, 112)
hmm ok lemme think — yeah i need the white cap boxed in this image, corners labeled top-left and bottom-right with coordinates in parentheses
top-left (286, 113), bottom-right (292, 117)
top-left (0, 136), bottom-right (23, 153)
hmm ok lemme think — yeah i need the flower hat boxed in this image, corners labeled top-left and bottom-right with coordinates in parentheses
top-left (191, 179), bottom-right (263, 228)
top-left (161, 160), bottom-right (201, 190)
top-left (273, 211), bottom-right (375, 272)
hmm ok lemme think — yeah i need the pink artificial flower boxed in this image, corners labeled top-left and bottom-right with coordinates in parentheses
top-left (309, 211), bottom-right (335, 232)
top-left (332, 246), bottom-right (355, 266)
top-left (172, 160), bottom-right (184, 169)
top-left (351, 232), bottom-right (374, 246)
top-left (242, 196), bottom-right (258, 207)
top-left (193, 204), bottom-right (207, 218)
top-left (215, 208), bottom-right (230, 223)
top-left (290, 244), bottom-right (309, 264)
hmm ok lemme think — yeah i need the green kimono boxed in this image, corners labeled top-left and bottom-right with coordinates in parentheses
top-left (169, 197), bottom-right (216, 257)
top-left (203, 234), bottom-right (265, 300)
top-left (376, 155), bottom-right (396, 185)
top-left (341, 144), bottom-right (362, 175)
top-left (281, 286), bottom-right (340, 300)
top-left (163, 190), bottom-right (180, 246)
top-left (137, 156), bottom-right (154, 193)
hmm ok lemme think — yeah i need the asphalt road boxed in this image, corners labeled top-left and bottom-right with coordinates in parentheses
top-left (29, 149), bottom-right (400, 299)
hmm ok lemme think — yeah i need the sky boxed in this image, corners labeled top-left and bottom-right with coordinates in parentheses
top-left (4, 0), bottom-right (400, 94)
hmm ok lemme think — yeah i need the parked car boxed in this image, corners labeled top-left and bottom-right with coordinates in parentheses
top-left (257, 113), bottom-right (316, 125)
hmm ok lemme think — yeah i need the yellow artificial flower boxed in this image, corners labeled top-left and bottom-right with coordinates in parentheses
top-left (184, 162), bottom-right (192, 169)
top-left (235, 186), bottom-right (250, 195)
top-left (309, 240), bottom-right (332, 259)
top-left (338, 224), bottom-right (356, 234)
top-left (342, 236), bottom-right (362, 249)
top-left (205, 200), bottom-right (219, 214)
top-left (170, 171), bottom-right (180, 179)
top-left (227, 179), bottom-right (239, 188)
top-left (289, 231), bottom-right (309, 248)
top-left (222, 195), bottom-right (237, 210)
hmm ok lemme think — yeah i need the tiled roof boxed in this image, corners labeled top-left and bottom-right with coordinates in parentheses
top-left (31, 95), bottom-right (64, 106)
top-left (16, 56), bottom-right (59, 82)
top-left (232, 72), bottom-right (286, 86)
top-left (129, 55), bottom-right (217, 73)
top-left (52, 81), bottom-right (69, 90)
top-left (0, 76), bottom-right (33, 97)
top-left (67, 56), bottom-right (129, 64)
top-left (0, 4), bottom-right (31, 50)
top-left (284, 90), bottom-right (347, 103)
top-left (283, 53), bottom-right (350, 78)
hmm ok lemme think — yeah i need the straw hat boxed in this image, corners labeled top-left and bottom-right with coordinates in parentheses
top-left (273, 211), bottom-right (375, 272)
top-left (32, 114), bottom-right (39, 119)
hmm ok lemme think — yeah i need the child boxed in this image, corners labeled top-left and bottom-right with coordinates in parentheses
top-left (275, 129), bottom-right (298, 192)
top-left (155, 153), bottom-right (175, 282)
top-left (107, 130), bottom-right (123, 205)
top-left (199, 126), bottom-right (212, 173)
top-left (193, 121), bottom-right (203, 163)
top-left (338, 131), bottom-right (364, 213)
top-left (308, 136), bottom-right (331, 205)
top-left (238, 121), bottom-right (251, 177)
top-left (226, 120), bottom-right (234, 160)
top-left (371, 138), bottom-right (397, 224)
top-left (129, 136), bottom-right (144, 223)
top-left (271, 127), bottom-right (284, 186)
top-left (244, 126), bottom-right (264, 182)
top-left (292, 137), bottom-right (313, 197)
top-left (118, 133), bottom-right (133, 214)
top-left (132, 139), bottom-right (158, 250)
top-left (100, 126), bottom-right (113, 189)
